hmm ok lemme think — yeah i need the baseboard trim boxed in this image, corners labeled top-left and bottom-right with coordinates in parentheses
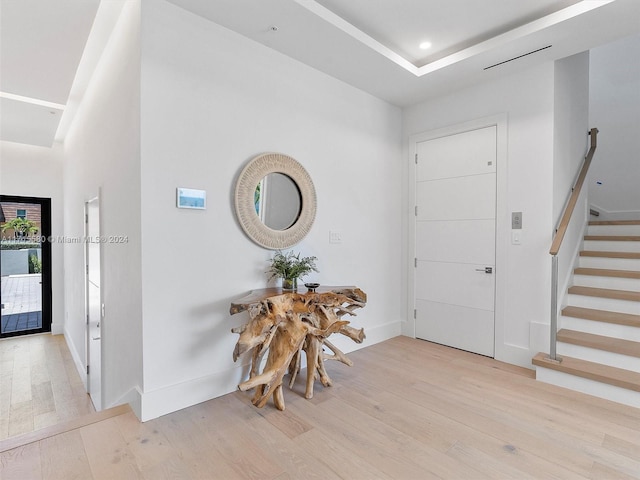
top-left (139, 320), bottom-right (402, 422)
top-left (496, 341), bottom-right (533, 369)
top-left (108, 386), bottom-right (143, 420)
top-left (63, 326), bottom-right (87, 390)
top-left (140, 363), bottom-right (249, 422)
top-left (589, 204), bottom-right (640, 221)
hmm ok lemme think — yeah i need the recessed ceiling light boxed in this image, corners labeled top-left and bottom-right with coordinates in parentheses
top-left (419, 41), bottom-right (432, 50)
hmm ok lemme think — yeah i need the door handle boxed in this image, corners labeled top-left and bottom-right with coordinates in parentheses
top-left (475, 267), bottom-right (493, 274)
top-left (92, 336), bottom-right (101, 340)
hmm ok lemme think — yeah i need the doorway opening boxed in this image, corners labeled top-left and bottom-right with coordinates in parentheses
top-left (0, 195), bottom-right (52, 338)
top-left (85, 196), bottom-right (102, 410)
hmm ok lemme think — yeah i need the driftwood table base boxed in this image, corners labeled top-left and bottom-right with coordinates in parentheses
top-left (230, 286), bottom-right (367, 410)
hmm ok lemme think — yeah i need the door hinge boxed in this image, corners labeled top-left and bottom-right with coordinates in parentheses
top-left (85, 213), bottom-right (88, 224)
top-left (86, 264), bottom-right (89, 274)
top-left (415, 153), bottom-right (418, 164)
top-left (86, 313), bottom-right (89, 324)
top-left (415, 206), bottom-right (418, 216)
top-left (413, 309), bottom-right (417, 319)
top-left (414, 258), bottom-right (418, 268)
top-left (86, 365), bottom-right (90, 375)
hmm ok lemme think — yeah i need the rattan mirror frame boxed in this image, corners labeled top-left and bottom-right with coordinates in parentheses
top-left (234, 153), bottom-right (316, 249)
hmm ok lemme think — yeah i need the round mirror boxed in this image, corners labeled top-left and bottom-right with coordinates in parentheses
top-left (255, 173), bottom-right (301, 230)
top-left (235, 153), bottom-right (316, 249)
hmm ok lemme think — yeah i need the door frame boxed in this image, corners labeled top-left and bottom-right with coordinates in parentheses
top-left (406, 114), bottom-right (509, 361)
top-left (0, 194), bottom-right (52, 338)
top-left (85, 195), bottom-right (103, 410)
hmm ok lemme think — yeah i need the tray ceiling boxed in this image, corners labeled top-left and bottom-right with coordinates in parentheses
top-left (1, 0), bottom-right (639, 148)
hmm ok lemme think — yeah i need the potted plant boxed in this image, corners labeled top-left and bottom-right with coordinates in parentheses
top-left (1, 218), bottom-right (39, 240)
top-left (267, 250), bottom-right (318, 290)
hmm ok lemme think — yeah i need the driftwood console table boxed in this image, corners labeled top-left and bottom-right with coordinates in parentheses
top-left (230, 286), bottom-right (367, 410)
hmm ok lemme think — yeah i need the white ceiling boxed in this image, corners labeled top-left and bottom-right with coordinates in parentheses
top-left (0, 0), bottom-right (126, 148)
top-left (0, 0), bottom-right (100, 147)
top-left (314, 0), bottom-right (582, 66)
top-left (169, 0), bottom-right (640, 106)
top-left (1, 0), bottom-right (639, 148)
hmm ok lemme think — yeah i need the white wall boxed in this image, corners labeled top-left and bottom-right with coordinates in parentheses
top-left (63, 0), bottom-right (143, 415)
top-left (137, 0), bottom-right (402, 420)
top-left (588, 34), bottom-right (640, 219)
top-left (402, 63), bottom-right (556, 367)
top-left (553, 52), bottom-right (590, 225)
top-left (552, 52), bottom-right (591, 320)
top-left (0, 142), bottom-right (65, 334)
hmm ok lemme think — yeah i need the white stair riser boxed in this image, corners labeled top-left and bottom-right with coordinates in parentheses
top-left (579, 256), bottom-right (640, 271)
top-left (584, 240), bottom-right (640, 253)
top-left (538, 222), bottom-right (640, 407)
top-left (560, 316), bottom-right (640, 341)
top-left (556, 342), bottom-right (640, 371)
top-left (572, 274), bottom-right (640, 291)
top-left (588, 225), bottom-right (640, 236)
top-left (535, 367), bottom-right (640, 408)
top-left (567, 294), bottom-right (640, 315)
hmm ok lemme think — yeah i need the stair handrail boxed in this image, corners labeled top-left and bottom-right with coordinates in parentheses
top-left (550, 128), bottom-right (599, 256)
top-left (548, 128), bottom-right (598, 362)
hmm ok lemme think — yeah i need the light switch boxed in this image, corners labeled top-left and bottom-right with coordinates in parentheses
top-left (512, 231), bottom-right (522, 245)
top-left (329, 230), bottom-right (342, 244)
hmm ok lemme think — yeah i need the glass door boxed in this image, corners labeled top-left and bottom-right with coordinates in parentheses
top-left (0, 195), bottom-right (52, 338)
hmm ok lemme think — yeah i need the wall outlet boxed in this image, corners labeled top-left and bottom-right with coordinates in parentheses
top-left (512, 211), bottom-right (523, 229)
top-left (329, 230), bottom-right (342, 244)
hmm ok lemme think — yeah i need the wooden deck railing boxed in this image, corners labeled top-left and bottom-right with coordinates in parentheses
top-left (548, 128), bottom-right (598, 362)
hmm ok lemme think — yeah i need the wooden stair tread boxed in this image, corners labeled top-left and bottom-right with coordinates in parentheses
top-left (574, 267), bottom-right (640, 279)
top-left (589, 220), bottom-right (640, 226)
top-left (568, 285), bottom-right (640, 302)
top-left (532, 352), bottom-right (640, 392)
top-left (584, 235), bottom-right (640, 241)
top-left (557, 329), bottom-right (640, 358)
top-left (580, 251), bottom-right (640, 259)
top-left (562, 306), bottom-right (640, 327)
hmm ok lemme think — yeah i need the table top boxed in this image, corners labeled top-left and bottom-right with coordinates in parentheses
top-left (229, 285), bottom-right (362, 315)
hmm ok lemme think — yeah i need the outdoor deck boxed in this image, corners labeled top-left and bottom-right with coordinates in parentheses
top-left (1, 274), bottom-right (42, 334)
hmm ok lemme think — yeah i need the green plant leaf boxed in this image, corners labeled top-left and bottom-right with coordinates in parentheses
top-left (266, 249), bottom-right (318, 281)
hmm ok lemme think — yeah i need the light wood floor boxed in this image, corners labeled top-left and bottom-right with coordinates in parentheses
top-left (2, 336), bottom-right (640, 479)
top-left (0, 334), bottom-right (95, 441)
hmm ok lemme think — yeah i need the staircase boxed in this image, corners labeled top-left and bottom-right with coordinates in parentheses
top-left (533, 219), bottom-right (640, 408)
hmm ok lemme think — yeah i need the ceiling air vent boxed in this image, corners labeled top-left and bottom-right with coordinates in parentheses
top-left (484, 45), bottom-right (552, 70)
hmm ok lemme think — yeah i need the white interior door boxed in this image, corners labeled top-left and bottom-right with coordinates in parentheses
top-left (86, 198), bottom-right (102, 410)
top-left (414, 126), bottom-right (496, 357)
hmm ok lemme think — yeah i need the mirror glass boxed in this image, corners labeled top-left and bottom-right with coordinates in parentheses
top-left (255, 173), bottom-right (301, 230)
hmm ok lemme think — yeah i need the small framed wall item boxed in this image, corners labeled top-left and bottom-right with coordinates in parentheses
top-left (176, 187), bottom-right (206, 210)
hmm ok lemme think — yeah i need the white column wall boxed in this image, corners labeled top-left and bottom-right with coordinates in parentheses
top-left (552, 52), bottom-right (591, 320)
top-left (589, 34), bottom-right (640, 219)
top-left (62, 0), bottom-right (143, 415)
top-left (553, 51), bottom-right (590, 225)
top-left (138, 0), bottom-right (402, 420)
